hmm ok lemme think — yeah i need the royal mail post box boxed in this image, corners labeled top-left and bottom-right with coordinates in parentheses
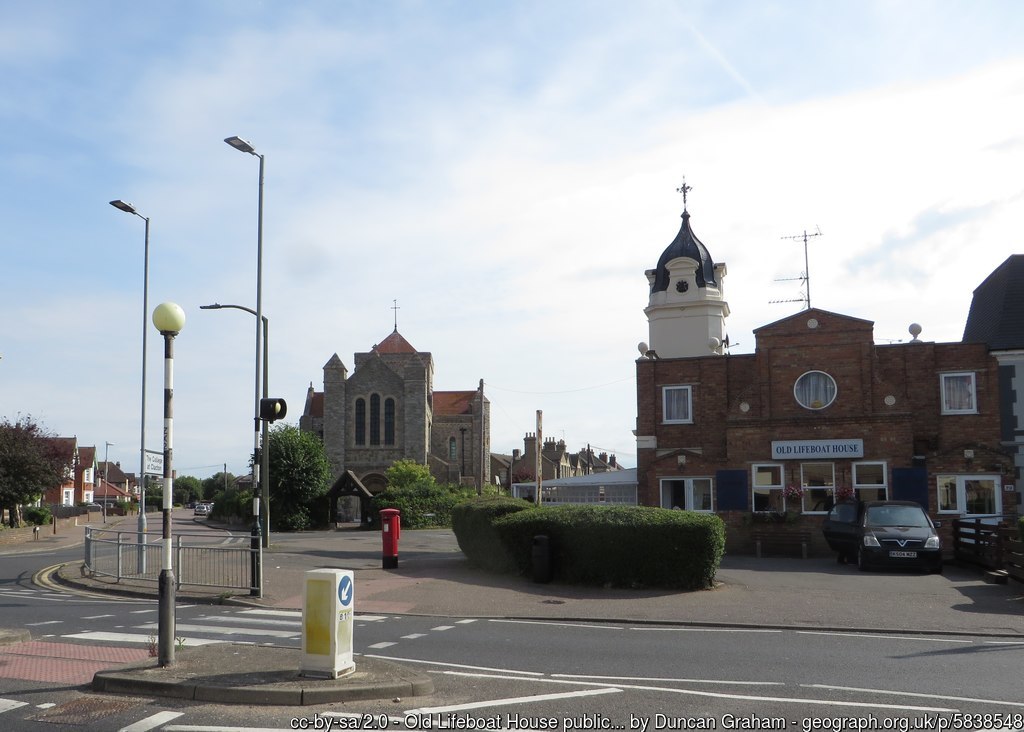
top-left (300, 568), bottom-right (354, 678)
top-left (380, 508), bottom-right (401, 569)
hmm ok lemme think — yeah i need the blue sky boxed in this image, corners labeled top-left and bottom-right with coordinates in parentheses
top-left (2, 1), bottom-right (1023, 479)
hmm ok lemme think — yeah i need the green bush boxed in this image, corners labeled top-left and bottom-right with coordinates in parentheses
top-left (23, 505), bottom-right (52, 526)
top-left (494, 504), bottom-right (725, 590)
top-left (371, 482), bottom-right (476, 529)
top-left (451, 495), bottom-right (535, 573)
top-left (209, 488), bottom-right (253, 522)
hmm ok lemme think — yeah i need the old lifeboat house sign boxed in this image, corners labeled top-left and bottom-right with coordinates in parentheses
top-left (771, 439), bottom-right (864, 460)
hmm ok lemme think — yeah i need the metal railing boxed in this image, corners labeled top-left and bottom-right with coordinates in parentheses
top-left (84, 527), bottom-right (259, 592)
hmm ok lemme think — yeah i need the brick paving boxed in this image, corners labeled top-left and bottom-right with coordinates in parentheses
top-left (0, 640), bottom-right (150, 684)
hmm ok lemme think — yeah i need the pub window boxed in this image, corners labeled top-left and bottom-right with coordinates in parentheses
top-left (660, 478), bottom-right (713, 512)
top-left (794, 370), bottom-right (837, 410)
top-left (852, 462), bottom-right (888, 502)
top-left (937, 474), bottom-right (1001, 516)
top-left (369, 394), bottom-right (381, 446)
top-left (752, 463), bottom-right (784, 512)
top-left (662, 385), bottom-right (693, 424)
top-left (354, 398), bottom-right (366, 445)
top-left (800, 462), bottom-right (835, 513)
top-left (940, 372), bottom-right (977, 414)
top-left (384, 398), bottom-right (395, 445)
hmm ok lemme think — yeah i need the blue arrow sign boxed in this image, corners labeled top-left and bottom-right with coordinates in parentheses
top-left (338, 575), bottom-right (353, 607)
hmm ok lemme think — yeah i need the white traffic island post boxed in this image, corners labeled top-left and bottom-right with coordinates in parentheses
top-left (300, 569), bottom-right (355, 679)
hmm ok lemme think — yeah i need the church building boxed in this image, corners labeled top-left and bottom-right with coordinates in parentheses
top-left (300, 329), bottom-right (490, 497)
top-left (635, 192), bottom-right (1017, 556)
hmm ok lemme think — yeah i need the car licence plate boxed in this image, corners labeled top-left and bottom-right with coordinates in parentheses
top-left (888, 550), bottom-right (917, 558)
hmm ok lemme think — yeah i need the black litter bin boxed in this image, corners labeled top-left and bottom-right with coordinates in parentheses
top-left (532, 534), bottom-right (552, 584)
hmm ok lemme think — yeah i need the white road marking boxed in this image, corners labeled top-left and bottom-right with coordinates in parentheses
top-left (456, 619), bottom-right (477, 624)
top-left (984, 640), bottom-right (1024, 645)
top-left (431, 625), bottom-right (455, 631)
top-left (130, 609), bottom-right (157, 614)
top-left (553, 672), bottom-right (783, 685)
top-left (64, 631), bottom-right (222, 646)
top-left (404, 686), bottom-right (621, 714)
top-left (36, 703), bottom-right (56, 709)
top-left (135, 622), bottom-right (299, 638)
top-left (631, 626), bottom-right (783, 633)
top-left (25, 620), bottom-right (62, 626)
top-left (236, 608), bottom-right (301, 618)
top-left (118, 710), bottom-right (184, 732)
top-left (195, 614), bottom-right (299, 628)
top-left (443, 672), bottom-right (957, 712)
top-left (0, 699), bottom-right (29, 713)
top-left (805, 683), bottom-right (1024, 707)
top-left (368, 642), bottom-right (397, 649)
top-left (363, 653), bottom-right (543, 676)
top-left (490, 619), bottom-right (623, 630)
top-left (81, 614), bottom-right (116, 620)
top-left (796, 630), bottom-right (972, 643)
top-left (401, 634), bottom-right (427, 639)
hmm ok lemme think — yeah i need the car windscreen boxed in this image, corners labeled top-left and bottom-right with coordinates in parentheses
top-left (865, 505), bottom-right (931, 528)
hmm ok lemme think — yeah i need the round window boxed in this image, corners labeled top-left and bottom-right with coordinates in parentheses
top-left (794, 370), bottom-right (837, 410)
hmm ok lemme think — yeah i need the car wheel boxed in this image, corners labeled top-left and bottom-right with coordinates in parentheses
top-left (857, 547), bottom-right (869, 572)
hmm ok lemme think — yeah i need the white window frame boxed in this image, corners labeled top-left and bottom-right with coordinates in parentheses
top-left (751, 463), bottom-right (784, 513)
top-left (659, 477), bottom-right (714, 512)
top-left (800, 462), bottom-right (835, 514)
top-left (936, 474), bottom-right (1002, 516)
top-left (793, 370), bottom-right (837, 410)
top-left (852, 461), bottom-right (888, 502)
top-left (940, 372), bottom-right (977, 415)
top-left (662, 385), bottom-right (693, 424)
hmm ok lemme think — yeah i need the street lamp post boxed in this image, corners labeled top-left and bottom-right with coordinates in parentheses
top-left (223, 135), bottom-right (266, 553)
top-left (199, 302), bottom-right (270, 546)
top-left (109, 200), bottom-right (150, 572)
top-left (103, 441), bottom-right (113, 523)
top-left (152, 302), bottom-right (185, 667)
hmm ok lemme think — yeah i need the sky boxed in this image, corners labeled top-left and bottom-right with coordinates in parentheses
top-left (2, 0), bottom-right (1023, 480)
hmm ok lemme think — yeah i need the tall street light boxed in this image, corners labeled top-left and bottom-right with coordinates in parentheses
top-left (152, 301), bottom-right (185, 667)
top-left (109, 199), bottom-right (151, 572)
top-left (223, 135), bottom-right (266, 550)
top-left (200, 302), bottom-right (271, 546)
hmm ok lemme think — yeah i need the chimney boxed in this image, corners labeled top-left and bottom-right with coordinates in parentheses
top-left (599, 452), bottom-right (608, 463)
top-left (512, 449), bottom-right (521, 460)
top-left (610, 455), bottom-right (617, 468)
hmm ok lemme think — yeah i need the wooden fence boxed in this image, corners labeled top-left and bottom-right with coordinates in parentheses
top-left (952, 517), bottom-right (1024, 583)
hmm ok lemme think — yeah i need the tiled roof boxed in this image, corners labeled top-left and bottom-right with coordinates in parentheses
top-left (963, 255), bottom-right (1024, 350)
top-left (305, 391), bottom-right (324, 418)
top-left (372, 330), bottom-right (418, 354)
top-left (434, 391), bottom-right (475, 416)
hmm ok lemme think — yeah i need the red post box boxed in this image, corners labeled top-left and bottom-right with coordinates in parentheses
top-left (380, 508), bottom-right (401, 569)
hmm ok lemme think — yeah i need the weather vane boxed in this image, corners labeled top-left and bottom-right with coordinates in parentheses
top-left (676, 176), bottom-right (693, 212)
top-left (391, 299), bottom-right (400, 332)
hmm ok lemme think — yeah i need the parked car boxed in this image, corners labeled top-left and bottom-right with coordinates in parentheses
top-left (193, 503), bottom-right (209, 516)
top-left (822, 500), bottom-right (943, 573)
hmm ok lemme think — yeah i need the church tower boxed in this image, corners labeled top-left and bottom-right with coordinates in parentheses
top-left (643, 183), bottom-right (729, 358)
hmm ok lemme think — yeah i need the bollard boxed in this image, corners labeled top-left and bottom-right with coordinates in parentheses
top-left (380, 508), bottom-right (400, 569)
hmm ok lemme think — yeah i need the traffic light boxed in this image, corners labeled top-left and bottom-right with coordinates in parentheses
top-left (259, 397), bottom-right (287, 422)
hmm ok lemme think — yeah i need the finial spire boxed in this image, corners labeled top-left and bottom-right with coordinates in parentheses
top-left (391, 299), bottom-right (400, 332)
top-left (675, 176), bottom-right (693, 213)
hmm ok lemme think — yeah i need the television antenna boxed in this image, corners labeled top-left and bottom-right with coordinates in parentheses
top-left (770, 226), bottom-right (822, 310)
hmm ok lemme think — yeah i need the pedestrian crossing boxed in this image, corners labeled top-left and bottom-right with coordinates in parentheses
top-left (60, 609), bottom-right (392, 648)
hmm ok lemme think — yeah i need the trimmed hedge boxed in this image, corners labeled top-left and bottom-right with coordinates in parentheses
top-left (451, 496), bottom-right (534, 573)
top-left (372, 483), bottom-right (476, 529)
top-left (451, 497), bottom-right (725, 590)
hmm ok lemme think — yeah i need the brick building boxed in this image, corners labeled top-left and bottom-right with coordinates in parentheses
top-left (635, 202), bottom-right (1017, 555)
top-left (300, 328), bottom-right (490, 497)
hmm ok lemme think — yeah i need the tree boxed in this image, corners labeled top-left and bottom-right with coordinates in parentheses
top-left (201, 472), bottom-right (236, 501)
top-left (384, 459), bottom-right (435, 491)
top-left (0, 415), bottom-right (69, 527)
top-left (175, 475), bottom-right (202, 506)
top-left (267, 424), bottom-right (331, 531)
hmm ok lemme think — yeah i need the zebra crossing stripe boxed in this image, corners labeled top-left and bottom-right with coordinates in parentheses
top-left (117, 710), bottom-right (183, 731)
top-left (0, 699), bottom-right (29, 713)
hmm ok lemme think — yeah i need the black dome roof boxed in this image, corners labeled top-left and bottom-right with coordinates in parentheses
top-left (650, 210), bottom-right (717, 294)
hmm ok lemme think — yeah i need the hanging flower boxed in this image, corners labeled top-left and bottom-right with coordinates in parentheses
top-left (836, 485), bottom-right (855, 501)
top-left (783, 483), bottom-right (804, 499)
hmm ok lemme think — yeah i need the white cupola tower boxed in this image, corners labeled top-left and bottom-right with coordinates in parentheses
top-left (643, 183), bottom-right (729, 358)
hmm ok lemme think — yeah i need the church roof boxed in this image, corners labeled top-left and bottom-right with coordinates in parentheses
top-left (963, 254), bottom-right (1024, 350)
top-left (434, 390), bottom-right (476, 416)
top-left (651, 210), bottom-right (718, 293)
top-left (372, 330), bottom-right (418, 354)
